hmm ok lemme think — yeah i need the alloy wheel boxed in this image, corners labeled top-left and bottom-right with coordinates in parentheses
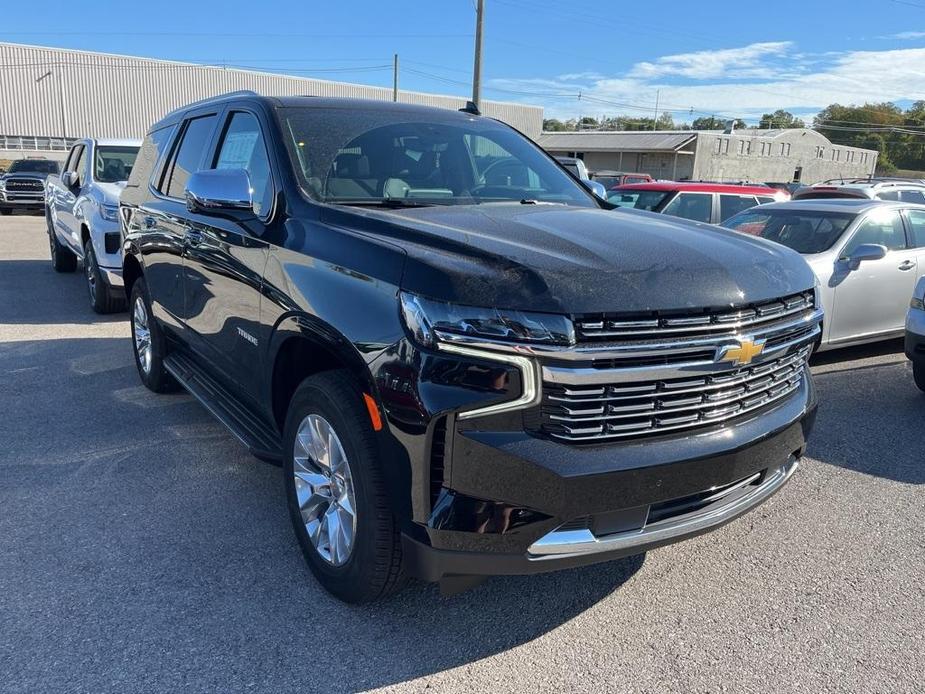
top-left (292, 414), bottom-right (358, 567)
top-left (132, 296), bottom-right (152, 375)
top-left (86, 248), bottom-right (97, 303)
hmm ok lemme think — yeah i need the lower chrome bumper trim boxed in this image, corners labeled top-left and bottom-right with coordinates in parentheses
top-left (527, 457), bottom-right (798, 557)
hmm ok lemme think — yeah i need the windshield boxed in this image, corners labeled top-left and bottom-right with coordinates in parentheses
top-left (606, 189), bottom-right (670, 211)
top-left (94, 146), bottom-right (139, 183)
top-left (8, 159), bottom-right (59, 175)
top-left (278, 107), bottom-right (596, 207)
top-left (723, 209), bottom-right (857, 254)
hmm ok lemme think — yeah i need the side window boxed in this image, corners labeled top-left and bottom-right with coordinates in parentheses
top-left (127, 126), bottom-right (174, 191)
top-left (162, 115), bottom-right (218, 198)
top-left (64, 145), bottom-right (83, 173)
top-left (907, 209), bottom-right (925, 248)
top-left (719, 194), bottom-right (758, 222)
top-left (898, 189), bottom-right (925, 204)
top-left (214, 112), bottom-right (273, 217)
top-left (662, 193), bottom-right (713, 224)
top-left (74, 146), bottom-right (87, 186)
top-left (757, 196), bottom-right (775, 205)
top-left (877, 190), bottom-right (900, 201)
top-left (843, 210), bottom-right (906, 255)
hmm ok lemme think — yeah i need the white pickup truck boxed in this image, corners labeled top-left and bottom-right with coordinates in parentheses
top-left (45, 138), bottom-right (141, 313)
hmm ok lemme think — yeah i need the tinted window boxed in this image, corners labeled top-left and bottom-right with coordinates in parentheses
top-left (94, 146), bottom-right (139, 183)
top-left (126, 126), bottom-right (174, 192)
top-left (606, 190), bottom-right (670, 210)
top-left (279, 107), bottom-right (595, 207)
top-left (214, 112), bottom-right (273, 217)
top-left (719, 194), bottom-right (758, 221)
top-left (898, 189), bottom-right (925, 204)
top-left (906, 209), bottom-right (925, 247)
top-left (624, 176), bottom-right (649, 184)
top-left (74, 147), bottom-right (87, 187)
top-left (724, 209), bottom-right (856, 254)
top-left (757, 196), bottom-right (775, 204)
top-left (843, 209), bottom-right (907, 255)
top-left (64, 146), bottom-right (81, 173)
top-left (876, 190), bottom-right (899, 201)
top-left (662, 192), bottom-right (712, 223)
top-left (164, 115), bottom-right (218, 198)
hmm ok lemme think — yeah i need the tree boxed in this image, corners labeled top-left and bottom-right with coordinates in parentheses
top-left (758, 110), bottom-right (805, 129)
top-left (543, 118), bottom-right (569, 132)
top-left (691, 116), bottom-right (746, 131)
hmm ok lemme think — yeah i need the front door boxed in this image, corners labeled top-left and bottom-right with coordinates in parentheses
top-left (181, 109), bottom-right (275, 403)
top-left (828, 208), bottom-right (917, 343)
top-left (54, 144), bottom-right (85, 253)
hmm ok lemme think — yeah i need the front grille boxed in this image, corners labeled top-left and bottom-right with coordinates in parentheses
top-left (542, 346), bottom-right (811, 442)
top-left (575, 290), bottom-right (815, 342)
top-left (4, 178), bottom-right (44, 192)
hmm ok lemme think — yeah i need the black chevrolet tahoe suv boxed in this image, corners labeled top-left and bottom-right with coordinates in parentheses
top-left (120, 91), bottom-right (821, 603)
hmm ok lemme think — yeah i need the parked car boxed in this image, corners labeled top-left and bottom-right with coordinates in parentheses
top-left (765, 182), bottom-right (803, 195)
top-left (793, 181), bottom-right (925, 202)
top-left (121, 92), bottom-right (820, 603)
top-left (591, 170), bottom-right (653, 188)
top-left (608, 181), bottom-right (787, 225)
top-left (724, 199), bottom-right (925, 351)
top-left (44, 138), bottom-right (141, 313)
top-left (553, 156), bottom-right (606, 198)
top-left (906, 276), bottom-right (925, 392)
top-left (0, 158), bottom-right (61, 215)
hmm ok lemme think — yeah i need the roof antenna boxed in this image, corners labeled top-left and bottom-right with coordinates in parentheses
top-left (459, 100), bottom-right (481, 116)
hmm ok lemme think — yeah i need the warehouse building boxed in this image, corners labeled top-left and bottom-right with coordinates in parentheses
top-left (0, 42), bottom-right (542, 162)
top-left (537, 127), bottom-right (879, 185)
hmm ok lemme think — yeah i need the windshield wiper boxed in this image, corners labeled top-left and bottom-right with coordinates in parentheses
top-left (329, 198), bottom-right (438, 209)
top-left (519, 199), bottom-right (566, 205)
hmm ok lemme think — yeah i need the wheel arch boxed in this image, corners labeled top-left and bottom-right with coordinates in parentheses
top-left (122, 253), bottom-right (144, 301)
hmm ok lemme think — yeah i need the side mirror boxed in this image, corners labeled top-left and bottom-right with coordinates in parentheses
top-left (62, 170), bottom-right (78, 188)
top-left (185, 169), bottom-right (253, 214)
top-left (581, 179), bottom-right (608, 199)
top-left (843, 243), bottom-right (887, 270)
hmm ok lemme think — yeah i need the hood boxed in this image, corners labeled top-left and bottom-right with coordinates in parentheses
top-left (326, 203), bottom-right (816, 315)
top-left (95, 181), bottom-right (127, 205)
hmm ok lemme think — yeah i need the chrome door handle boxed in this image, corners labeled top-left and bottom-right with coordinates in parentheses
top-left (898, 260), bottom-right (916, 271)
top-left (185, 229), bottom-right (203, 246)
top-left (142, 215), bottom-right (157, 230)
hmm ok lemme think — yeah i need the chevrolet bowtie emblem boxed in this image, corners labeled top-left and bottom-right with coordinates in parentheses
top-left (718, 338), bottom-right (766, 366)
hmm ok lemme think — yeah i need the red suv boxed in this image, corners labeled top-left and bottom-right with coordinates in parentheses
top-left (607, 182), bottom-right (788, 225)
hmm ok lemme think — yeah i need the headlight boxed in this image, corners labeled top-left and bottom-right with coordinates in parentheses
top-left (0, 179), bottom-right (6, 191)
top-left (100, 203), bottom-right (119, 221)
top-left (400, 292), bottom-right (575, 348)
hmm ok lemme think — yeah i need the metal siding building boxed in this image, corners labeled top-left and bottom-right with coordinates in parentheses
top-left (0, 42), bottom-right (543, 159)
top-left (538, 128), bottom-right (879, 184)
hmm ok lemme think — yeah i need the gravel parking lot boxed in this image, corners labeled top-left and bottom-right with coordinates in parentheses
top-left (1, 214), bottom-right (922, 693)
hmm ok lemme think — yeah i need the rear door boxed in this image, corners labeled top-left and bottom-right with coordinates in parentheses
top-left (901, 207), bottom-right (925, 290)
top-left (828, 208), bottom-right (917, 342)
top-left (718, 194), bottom-right (759, 223)
top-left (181, 107), bottom-right (276, 402)
top-left (137, 112), bottom-right (219, 334)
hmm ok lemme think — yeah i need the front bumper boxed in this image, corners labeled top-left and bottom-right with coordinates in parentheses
top-left (905, 308), bottom-right (925, 362)
top-left (403, 376), bottom-right (816, 581)
top-left (99, 265), bottom-right (123, 289)
top-left (0, 192), bottom-right (44, 209)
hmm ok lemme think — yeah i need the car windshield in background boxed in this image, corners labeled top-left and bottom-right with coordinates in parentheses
top-left (277, 107), bottom-right (596, 207)
top-left (724, 209), bottom-right (857, 254)
top-left (8, 159), bottom-right (59, 174)
top-left (606, 190), bottom-right (670, 211)
top-left (95, 146), bottom-right (139, 183)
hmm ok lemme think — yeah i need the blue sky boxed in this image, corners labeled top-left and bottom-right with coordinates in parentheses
top-left (2, 0), bottom-right (925, 124)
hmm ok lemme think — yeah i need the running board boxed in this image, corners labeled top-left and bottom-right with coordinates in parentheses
top-left (164, 352), bottom-right (283, 463)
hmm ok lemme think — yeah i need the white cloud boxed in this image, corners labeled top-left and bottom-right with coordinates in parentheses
top-left (882, 31), bottom-right (925, 39)
top-left (629, 42), bottom-right (793, 80)
top-left (488, 43), bottom-right (925, 124)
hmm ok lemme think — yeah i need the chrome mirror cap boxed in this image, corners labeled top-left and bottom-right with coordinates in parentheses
top-left (185, 169), bottom-right (253, 214)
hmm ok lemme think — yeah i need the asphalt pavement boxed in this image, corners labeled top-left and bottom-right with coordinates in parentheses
top-left (1, 214), bottom-right (922, 693)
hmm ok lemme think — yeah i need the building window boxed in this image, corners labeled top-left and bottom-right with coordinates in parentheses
top-left (713, 138), bottom-right (721, 155)
top-left (737, 140), bottom-right (745, 155)
top-left (721, 138), bottom-right (730, 155)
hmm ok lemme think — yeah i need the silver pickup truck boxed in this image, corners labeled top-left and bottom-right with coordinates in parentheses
top-left (45, 138), bottom-right (141, 313)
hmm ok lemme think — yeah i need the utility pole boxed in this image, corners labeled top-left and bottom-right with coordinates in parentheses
top-left (392, 53), bottom-right (399, 102)
top-left (472, 0), bottom-right (485, 109)
top-left (652, 89), bottom-right (660, 130)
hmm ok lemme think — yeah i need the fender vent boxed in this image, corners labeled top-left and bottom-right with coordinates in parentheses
top-left (429, 417), bottom-right (447, 507)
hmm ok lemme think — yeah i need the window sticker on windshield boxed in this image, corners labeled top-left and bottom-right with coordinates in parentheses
top-left (217, 131), bottom-right (259, 169)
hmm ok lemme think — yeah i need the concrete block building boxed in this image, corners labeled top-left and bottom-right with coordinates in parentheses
top-left (537, 127), bottom-right (879, 185)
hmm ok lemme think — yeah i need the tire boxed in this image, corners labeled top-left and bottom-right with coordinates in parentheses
top-left (283, 370), bottom-right (405, 603)
top-left (914, 361), bottom-right (925, 393)
top-left (0, 208), bottom-right (11, 216)
top-left (47, 210), bottom-right (77, 272)
top-left (84, 239), bottom-right (123, 314)
top-left (129, 278), bottom-right (178, 393)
